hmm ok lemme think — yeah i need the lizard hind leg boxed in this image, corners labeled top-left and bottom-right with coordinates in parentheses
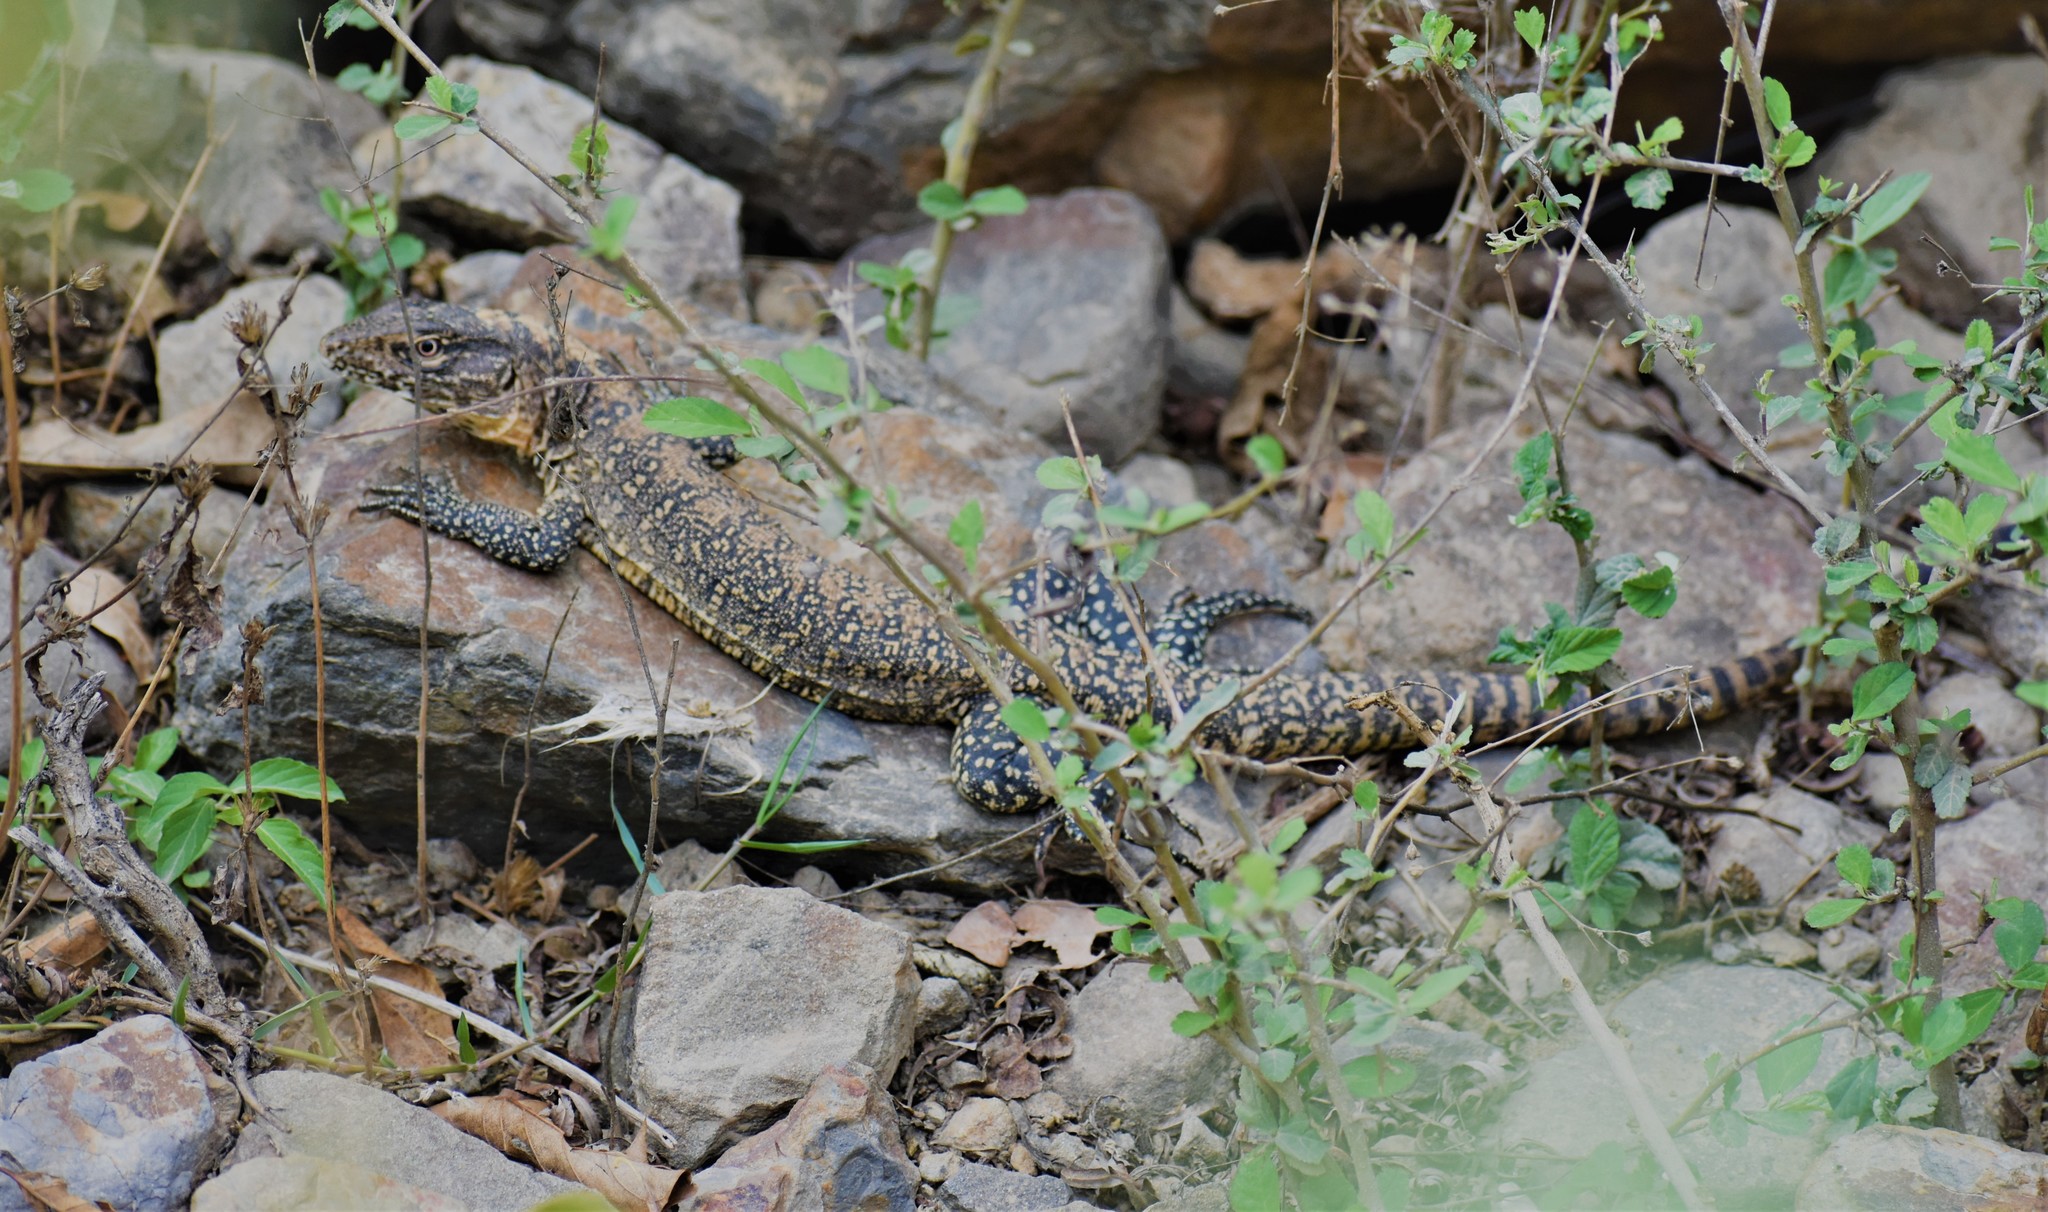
top-left (950, 697), bottom-right (1115, 820)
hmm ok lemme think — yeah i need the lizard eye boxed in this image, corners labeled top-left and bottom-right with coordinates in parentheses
top-left (414, 337), bottom-right (443, 359)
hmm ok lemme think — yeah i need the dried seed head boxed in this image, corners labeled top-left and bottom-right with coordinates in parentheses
top-left (69, 263), bottom-right (106, 292)
top-left (225, 301), bottom-right (267, 349)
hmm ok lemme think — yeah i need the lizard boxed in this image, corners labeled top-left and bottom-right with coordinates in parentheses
top-left (320, 299), bottom-right (1799, 816)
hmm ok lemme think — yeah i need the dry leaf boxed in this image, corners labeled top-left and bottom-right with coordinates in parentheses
top-left (946, 901), bottom-right (1019, 969)
top-left (337, 906), bottom-right (454, 1069)
top-left (64, 566), bottom-right (156, 679)
top-left (19, 911), bottom-right (107, 974)
top-left (73, 190), bottom-right (151, 232)
top-left (0, 1167), bottom-right (101, 1212)
top-left (1185, 240), bottom-right (1303, 320)
top-left (1012, 900), bottom-right (1107, 970)
top-left (436, 1092), bottom-right (687, 1212)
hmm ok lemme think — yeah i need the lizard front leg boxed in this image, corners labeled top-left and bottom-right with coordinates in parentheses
top-left (364, 474), bottom-right (588, 572)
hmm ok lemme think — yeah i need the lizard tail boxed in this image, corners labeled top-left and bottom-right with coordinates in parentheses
top-left (1197, 643), bottom-right (1801, 758)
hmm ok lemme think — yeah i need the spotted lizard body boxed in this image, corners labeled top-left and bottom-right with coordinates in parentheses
top-left (320, 300), bottom-right (1797, 814)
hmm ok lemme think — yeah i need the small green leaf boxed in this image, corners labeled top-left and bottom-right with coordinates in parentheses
top-left (1228, 1152), bottom-right (1281, 1212)
top-left (256, 816), bottom-right (330, 907)
top-left (0, 169), bottom-right (74, 213)
top-left (2018, 682), bottom-right (2048, 711)
top-left (1513, 7), bottom-right (1544, 50)
top-left (1543, 626), bottom-right (1622, 675)
top-left (1756, 1031), bottom-right (1822, 1101)
top-left (1000, 698), bottom-right (1050, 744)
top-left (1850, 662), bottom-right (1914, 722)
top-left (1625, 168), bottom-right (1673, 210)
top-left (393, 112), bottom-right (452, 141)
top-left (1853, 172), bottom-right (1930, 244)
top-left (1352, 779), bottom-right (1380, 815)
top-left (917, 180), bottom-right (969, 222)
top-left (1351, 490), bottom-right (1394, 560)
top-left (949, 499), bottom-right (984, 572)
top-left (1245, 433), bottom-right (1286, 480)
top-left (1406, 965), bottom-right (1473, 1012)
top-left (456, 1014), bottom-right (477, 1065)
top-left (1804, 898), bottom-right (1865, 929)
top-left (1342, 1054), bottom-right (1418, 1100)
top-left (1762, 77), bottom-right (1794, 132)
top-left (779, 345), bottom-right (852, 398)
top-left (1094, 905), bottom-right (1145, 928)
top-left (243, 757), bottom-right (346, 803)
top-left (1170, 1010), bottom-right (1216, 1037)
top-left (152, 799), bottom-right (216, 882)
top-left (582, 194), bottom-right (637, 260)
top-left (1035, 456), bottom-right (1089, 491)
top-left (323, 1), bottom-right (380, 35)
top-left (1620, 563), bottom-right (1678, 618)
top-left (966, 185), bottom-right (1028, 216)
top-left (644, 397), bottom-right (751, 438)
top-left (1835, 844), bottom-right (1873, 891)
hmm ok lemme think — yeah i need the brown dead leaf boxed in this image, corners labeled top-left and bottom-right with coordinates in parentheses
top-left (0, 1166), bottom-right (101, 1212)
top-left (946, 901), bottom-right (1019, 969)
top-left (18, 911), bottom-right (107, 975)
top-left (1186, 240), bottom-right (1303, 320)
top-left (336, 906), bottom-right (454, 1069)
top-left (1012, 900), bottom-right (1106, 970)
top-left (73, 190), bottom-right (151, 233)
top-left (984, 1032), bottom-right (1043, 1100)
top-left (63, 566), bottom-right (155, 680)
top-left (437, 1092), bottom-right (687, 1212)
top-left (18, 394), bottom-right (276, 477)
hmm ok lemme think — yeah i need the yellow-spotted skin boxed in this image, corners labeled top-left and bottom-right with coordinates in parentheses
top-left (323, 301), bottom-right (1796, 814)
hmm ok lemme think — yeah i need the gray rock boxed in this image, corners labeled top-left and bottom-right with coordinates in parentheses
top-left (153, 48), bottom-right (384, 270)
top-left (452, 1), bottom-right (1211, 251)
top-left (1950, 583), bottom-right (2048, 683)
top-left (1706, 785), bottom-right (1885, 923)
top-left (615, 887), bottom-right (920, 1167)
top-left (932, 1098), bottom-right (1018, 1155)
top-left (838, 189), bottom-right (1171, 462)
top-left (1922, 670), bottom-right (2039, 758)
top-left (1629, 203), bottom-right (1958, 499)
top-left (1145, 1181), bottom-right (1230, 1212)
top-left (228, 1070), bottom-right (583, 1208)
top-left (680, 1063), bottom-right (917, 1212)
top-left (393, 913), bottom-right (531, 973)
top-left (1795, 1123), bottom-right (2048, 1211)
top-left (191, 1155), bottom-right (467, 1212)
top-left (917, 976), bottom-right (973, 1037)
top-left (438, 250), bottom-right (527, 308)
top-left (1820, 56), bottom-right (2048, 331)
top-left (938, 1161), bottom-right (1079, 1212)
top-left (154, 275), bottom-right (350, 431)
top-left (388, 57), bottom-right (744, 315)
top-left (1316, 423), bottom-right (1818, 672)
top-left (0, 1016), bottom-right (230, 1212)
top-left (1049, 961), bottom-right (1229, 1130)
top-left (1167, 286), bottom-right (1249, 402)
top-left (1492, 963), bottom-right (1859, 1208)
top-left (54, 479), bottom-right (250, 575)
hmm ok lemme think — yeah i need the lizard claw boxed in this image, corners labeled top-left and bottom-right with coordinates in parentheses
top-left (362, 473), bottom-right (454, 524)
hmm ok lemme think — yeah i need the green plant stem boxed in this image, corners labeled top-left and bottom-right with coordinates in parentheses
top-left (912, 0), bottom-right (1029, 361)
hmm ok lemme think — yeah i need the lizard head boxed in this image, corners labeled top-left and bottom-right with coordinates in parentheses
top-left (321, 299), bottom-right (557, 455)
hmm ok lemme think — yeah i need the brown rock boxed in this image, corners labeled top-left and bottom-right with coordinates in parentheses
top-left (678, 1064), bottom-right (917, 1212)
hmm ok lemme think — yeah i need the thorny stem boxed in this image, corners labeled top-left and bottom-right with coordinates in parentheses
top-left (911, 0), bottom-right (1029, 360)
top-left (1, 257), bottom-right (23, 867)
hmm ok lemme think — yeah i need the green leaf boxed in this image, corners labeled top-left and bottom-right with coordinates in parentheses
top-left (107, 767), bottom-right (165, 806)
top-left (742, 838), bottom-right (872, 854)
top-left (138, 771), bottom-right (230, 849)
top-left (1620, 564), bottom-right (1677, 618)
top-left (152, 799), bottom-right (216, 882)
top-left (1850, 662), bottom-right (1914, 722)
top-left (1245, 433), bottom-right (1286, 479)
top-left (1835, 844), bottom-right (1873, 891)
top-left (1762, 77), bottom-right (1794, 133)
top-left (456, 1014), bottom-right (477, 1065)
top-left (1406, 965), bottom-right (1473, 1012)
top-left (1036, 456), bottom-right (1089, 491)
top-left (0, 169), bottom-right (74, 213)
top-left (1351, 490), bottom-right (1394, 560)
top-left (1756, 1031), bottom-right (1823, 1101)
top-left (1269, 816), bottom-right (1307, 857)
top-left (739, 357), bottom-right (805, 407)
top-left (243, 757), bottom-right (346, 803)
top-left (1568, 806), bottom-right (1621, 891)
top-left (1992, 899), bottom-right (2046, 973)
top-left (1776, 129), bottom-right (1816, 169)
top-left (322, 1), bottom-right (380, 34)
top-left (1094, 905), bottom-right (1145, 928)
top-left (916, 180), bottom-right (969, 222)
top-left (1513, 7), bottom-right (1544, 50)
top-left (583, 194), bottom-right (638, 260)
top-left (2017, 682), bottom-right (2048, 712)
top-left (260, 814), bottom-right (331, 909)
top-left (645, 397), bottom-right (751, 438)
top-left (1163, 679), bottom-right (1241, 752)
top-left (780, 345), bottom-right (851, 398)
top-left (1228, 1152), bottom-right (1282, 1212)
top-left (949, 499), bottom-right (984, 572)
top-left (1000, 698), bottom-right (1050, 744)
top-left (1803, 898), bottom-right (1865, 929)
top-left (966, 185), bottom-right (1028, 216)
top-left (392, 112), bottom-right (453, 141)
top-left (1853, 172), bottom-right (1930, 244)
top-left (1170, 1009), bottom-right (1216, 1037)
top-left (1352, 779), bottom-right (1380, 815)
top-left (1624, 168), bottom-right (1673, 210)
top-left (1343, 1054), bottom-right (1418, 1100)
top-left (1543, 626), bottom-right (1622, 675)
top-left (1273, 1119), bottom-right (1331, 1165)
